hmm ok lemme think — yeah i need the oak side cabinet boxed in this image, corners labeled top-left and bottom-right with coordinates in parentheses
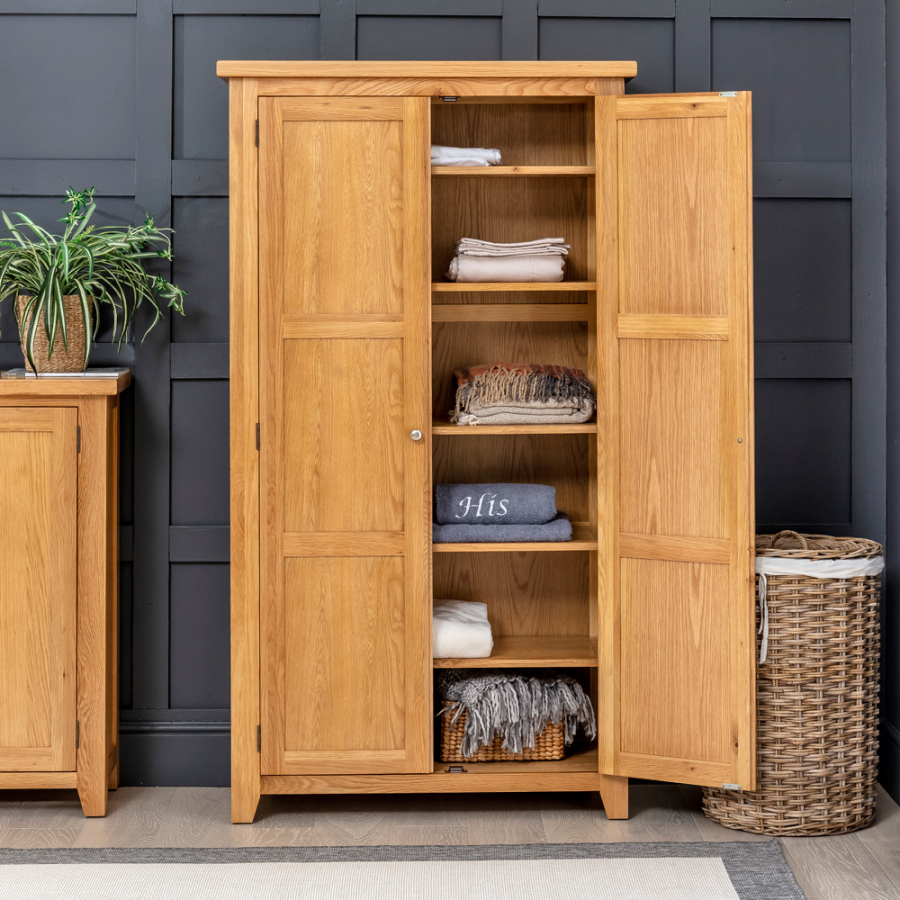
top-left (221, 61), bottom-right (757, 824)
top-left (0, 372), bottom-right (130, 817)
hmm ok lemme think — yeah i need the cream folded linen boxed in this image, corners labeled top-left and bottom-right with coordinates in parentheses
top-left (447, 253), bottom-right (565, 283)
top-left (456, 237), bottom-right (569, 256)
top-left (433, 600), bottom-right (494, 658)
top-left (455, 397), bottom-right (596, 426)
top-left (431, 145), bottom-right (502, 166)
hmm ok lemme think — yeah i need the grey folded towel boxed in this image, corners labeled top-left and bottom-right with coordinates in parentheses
top-left (433, 512), bottom-right (572, 543)
top-left (434, 483), bottom-right (557, 526)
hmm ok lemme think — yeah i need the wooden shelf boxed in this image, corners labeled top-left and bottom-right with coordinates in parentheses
top-left (431, 745), bottom-right (598, 776)
top-left (431, 166), bottom-right (595, 177)
top-left (432, 303), bottom-right (589, 323)
top-left (433, 522), bottom-right (596, 553)
top-left (0, 371), bottom-right (131, 397)
top-left (434, 635), bottom-right (597, 669)
top-left (432, 420), bottom-right (597, 435)
top-left (432, 282), bottom-right (596, 293)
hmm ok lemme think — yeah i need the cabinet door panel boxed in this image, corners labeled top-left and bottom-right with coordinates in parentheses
top-left (259, 96), bottom-right (431, 776)
top-left (596, 93), bottom-right (755, 790)
top-left (0, 407), bottom-right (77, 771)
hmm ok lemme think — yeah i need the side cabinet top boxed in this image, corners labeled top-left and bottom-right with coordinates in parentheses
top-left (216, 61), bottom-right (637, 96)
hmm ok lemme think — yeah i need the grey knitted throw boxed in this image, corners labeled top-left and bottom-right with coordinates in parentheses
top-left (437, 670), bottom-right (597, 758)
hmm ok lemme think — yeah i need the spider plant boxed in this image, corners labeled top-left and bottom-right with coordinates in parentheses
top-left (0, 187), bottom-right (187, 371)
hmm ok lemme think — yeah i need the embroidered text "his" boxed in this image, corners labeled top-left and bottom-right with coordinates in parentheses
top-left (455, 493), bottom-right (509, 519)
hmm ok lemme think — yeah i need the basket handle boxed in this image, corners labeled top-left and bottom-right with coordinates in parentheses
top-left (766, 530), bottom-right (809, 550)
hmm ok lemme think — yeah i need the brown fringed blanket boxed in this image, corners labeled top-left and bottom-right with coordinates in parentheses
top-left (451, 363), bottom-right (596, 426)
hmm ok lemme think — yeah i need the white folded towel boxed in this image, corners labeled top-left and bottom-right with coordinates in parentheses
top-left (431, 145), bottom-right (502, 167)
top-left (433, 600), bottom-right (494, 659)
top-left (457, 237), bottom-right (569, 253)
top-left (447, 254), bottom-right (566, 283)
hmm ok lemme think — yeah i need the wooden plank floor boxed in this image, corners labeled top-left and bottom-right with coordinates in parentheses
top-left (0, 785), bottom-right (897, 897)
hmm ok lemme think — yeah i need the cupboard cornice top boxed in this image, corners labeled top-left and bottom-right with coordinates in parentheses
top-left (216, 60), bottom-right (637, 81)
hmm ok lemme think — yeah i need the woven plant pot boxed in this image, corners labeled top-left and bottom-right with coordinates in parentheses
top-left (702, 531), bottom-right (882, 836)
top-left (439, 700), bottom-right (565, 762)
top-left (16, 293), bottom-right (88, 374)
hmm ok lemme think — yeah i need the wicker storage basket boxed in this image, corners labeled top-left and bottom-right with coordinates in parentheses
top-left (439, 700), bottom-right (565, 762)
top-left (16, 293), bottom-right (88, 374)
top-left (702, 531), bottom-right (882, 835)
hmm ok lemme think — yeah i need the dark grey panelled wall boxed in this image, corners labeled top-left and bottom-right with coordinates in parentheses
top-left (0, 0), bottom-right (890, 792)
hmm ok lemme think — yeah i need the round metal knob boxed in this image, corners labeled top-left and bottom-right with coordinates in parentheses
top-left (410, 429), bottom-right (423, 441)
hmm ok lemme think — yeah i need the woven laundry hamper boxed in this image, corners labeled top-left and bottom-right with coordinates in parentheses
top-left (702, 531), bottom-right (883, 835)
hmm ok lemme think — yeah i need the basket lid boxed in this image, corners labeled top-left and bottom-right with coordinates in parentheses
top-left (756, 530), bottom-right (882, 560)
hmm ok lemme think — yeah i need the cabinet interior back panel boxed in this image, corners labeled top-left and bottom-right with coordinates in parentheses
top-left (432, 321), bottom-right (589, 420)
top-left (433, 552), bottom-right (590, 637)
top-left (284, 557), bottom-right (405, 753)
top-left (283, 338), bottom-right (404, 532)
top-left (434, 433), bottom-right (591, 525)
top-left (619, 340), bottom-right (727, 539)
top-left (282, 120), bottom-right (404, 315)
top-left (432, 178), bottom-right (591, 282)
top-left (620, 558), bottom-right (733, 765)
top-left (431, 102), bottom-right (589, 167)
top-left (618, 116), bottom-right (729, 316)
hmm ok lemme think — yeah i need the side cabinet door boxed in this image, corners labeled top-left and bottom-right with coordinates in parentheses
top-left (597, 93), bottom-right (755, 789)
top-left (258, 97), bottom-right (431, 776)
top-left (0, 407), bottom-right (77, 771)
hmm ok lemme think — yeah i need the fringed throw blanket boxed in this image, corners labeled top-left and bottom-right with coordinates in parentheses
top-left (437, 670), bottom-right (597, 758)
top-left (451, 363), bottom-right (596, 426)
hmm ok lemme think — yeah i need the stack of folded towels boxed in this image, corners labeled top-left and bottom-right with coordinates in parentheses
top-left (446, 237), bottom-right (570, 283)
top-left (451, 362), bottom-right (596, 426)
top-left (431, 145), bottom-right (502, 167)
top-left (433, 482), bottom-right (571, 543)
top-left (433, 600), bottom-right (493, 659)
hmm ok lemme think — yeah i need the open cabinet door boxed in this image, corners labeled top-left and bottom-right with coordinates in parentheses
top-left (596, 92), bottom-right (756, 790)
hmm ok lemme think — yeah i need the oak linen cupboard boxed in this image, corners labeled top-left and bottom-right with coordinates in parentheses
top-left (219, 62), bottom-right (756, 824)
top-left (0, 372), bottom-right (129, 817)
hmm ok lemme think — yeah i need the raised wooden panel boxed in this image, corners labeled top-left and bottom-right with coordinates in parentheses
top-left (0, 408), bottom-right (76, 772)
top-left (618, 115), bottom-right (729, 315)
top-left (619, 340), bottom-right (727, 539)
top-left (283, 338), bottom-right (404, 533)
top-left (433, 552), bottom-right (590, 637)
top-left (283, 557), bottom-right (406, 767)
top-left (282, 118), bottom-right (404, 315)
top-left (620, 558), bottom-right (733, 765)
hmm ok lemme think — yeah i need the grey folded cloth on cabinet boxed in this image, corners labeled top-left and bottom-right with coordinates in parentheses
top-left (457, 397), bottom-right (595, 426)
top-left (433, 512), bottom-right (572, 543)
top-left (435, 483), bottom-right (557, 525)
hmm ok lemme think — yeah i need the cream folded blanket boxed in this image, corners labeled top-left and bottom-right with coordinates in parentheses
top-left (433, 600), bottom-right (494, 659)
top-left (431, 145), bottom-right (502, 166)
top-left (456, 397), bottom-right (596, 426)
top-left (447, 254), bottom-right (565, 283)
top-left (456, 237), bottom-right (570, 256)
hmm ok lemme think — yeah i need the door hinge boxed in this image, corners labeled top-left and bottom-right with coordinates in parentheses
top-left (255, 422), bottom-right (260, 451)
top-left (255, 119), bottom-right (259, 146)
top-left (722, 782), bottom-right (742, 791)
top-left (257, 725), bottom-right (261, 753)
top-left (76, 426), bottom-right (81, 453)
top-left (75, 721), bottom-right (80, 750)
top-left (719, 91), bottom-right (739, 98)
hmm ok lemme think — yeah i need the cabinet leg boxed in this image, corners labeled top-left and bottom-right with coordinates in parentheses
top-left (77, 777), bottom-right (108, 818)
top-left (599, 774), bottom-right (629, 819)
top-left (232, 788), bottom-right (261, 824)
